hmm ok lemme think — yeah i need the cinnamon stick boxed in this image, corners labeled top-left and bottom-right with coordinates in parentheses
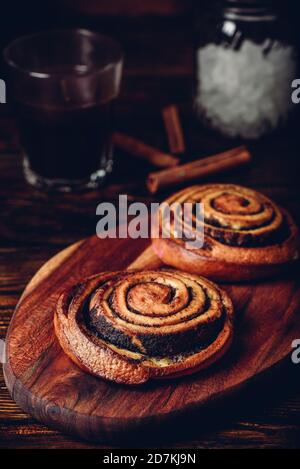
top-left (113, 132), bottom-right (179, 168)
top-left (162, 105), bottom-right (185, 155)
top-left (146, 146), bottom-right (251, 194)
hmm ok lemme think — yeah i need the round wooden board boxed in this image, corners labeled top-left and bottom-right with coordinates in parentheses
top-left (3, 236), bottom-right (300, 443)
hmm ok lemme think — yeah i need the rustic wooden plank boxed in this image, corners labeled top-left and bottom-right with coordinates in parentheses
top-left (0, 154), bottom-right (300, 249)
top-left (0, 420), bottom-right (299, 449)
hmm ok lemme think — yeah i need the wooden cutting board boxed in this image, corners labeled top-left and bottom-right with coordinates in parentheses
top-left (3, 236), bottom-right (300, 444)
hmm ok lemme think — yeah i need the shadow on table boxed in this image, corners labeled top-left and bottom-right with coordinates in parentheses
top-left (104, 359), bottom-right (300, 448)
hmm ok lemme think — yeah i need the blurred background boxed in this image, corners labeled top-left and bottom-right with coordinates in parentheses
top-left (0, 0), bottom-right (299, 135)
top-left (0, 0), bottom-right (299, 238)
top-left (0, 0), bottom-right (299, 242)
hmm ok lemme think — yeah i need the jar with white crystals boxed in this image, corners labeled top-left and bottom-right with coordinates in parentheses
top-left (194, 0), bottom-right (298, 139)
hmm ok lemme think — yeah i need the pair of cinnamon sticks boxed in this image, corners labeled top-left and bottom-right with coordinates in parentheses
top-left (114, 105), bottom-right (251, 194)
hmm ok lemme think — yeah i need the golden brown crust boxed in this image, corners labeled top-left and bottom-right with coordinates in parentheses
top-left (152, 184), bottom-right (299, 282)
top-left (55, 270), bottom-right (234, 384)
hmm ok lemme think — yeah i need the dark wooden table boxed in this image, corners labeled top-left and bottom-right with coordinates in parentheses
top-left (0, 16), bottom-right (300, 449)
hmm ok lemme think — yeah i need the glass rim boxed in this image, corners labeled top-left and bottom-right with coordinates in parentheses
top-left (3, 28), bottom-right (124, 79)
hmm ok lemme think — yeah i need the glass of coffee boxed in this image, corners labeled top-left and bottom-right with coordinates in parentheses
top-left (4, 29), bottom-right (123, 192)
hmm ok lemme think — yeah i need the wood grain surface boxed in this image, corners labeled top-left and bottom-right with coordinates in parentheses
top-left (1, 5), bottom-right (300, 450)
top-left (3, 236), bottom-right (300, 444)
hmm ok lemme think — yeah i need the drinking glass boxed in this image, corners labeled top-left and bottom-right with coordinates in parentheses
top-left (4, 29), bottom-right (123, 191)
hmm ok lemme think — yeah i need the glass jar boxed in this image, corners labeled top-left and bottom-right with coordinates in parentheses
top-left (194, 0), bottom-right (298, 139)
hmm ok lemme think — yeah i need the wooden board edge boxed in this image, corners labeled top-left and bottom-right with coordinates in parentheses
top-left (2, 352), bottom-right (292, 444)
top-left (3, 239), bottom-right (85, 393)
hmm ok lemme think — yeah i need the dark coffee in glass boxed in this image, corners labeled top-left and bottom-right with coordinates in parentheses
top-left (4, 30), bottom-right (123, 192)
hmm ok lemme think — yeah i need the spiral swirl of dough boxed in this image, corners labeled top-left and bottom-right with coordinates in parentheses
top-left (55, 270), bottom-right (234, 383)
top-left (160, 184), bottom-right (284, 247)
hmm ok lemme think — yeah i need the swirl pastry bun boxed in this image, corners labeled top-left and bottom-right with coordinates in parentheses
top-left (152, 184), bottom-right (299, 282)
top-left (55, 270), bottom-right (234, 384)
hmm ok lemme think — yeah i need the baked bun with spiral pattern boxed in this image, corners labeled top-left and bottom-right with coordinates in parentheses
top-left (152, 184), bottom-right (299, 282)
top-left (55, 270), bottom-right (234, 384)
